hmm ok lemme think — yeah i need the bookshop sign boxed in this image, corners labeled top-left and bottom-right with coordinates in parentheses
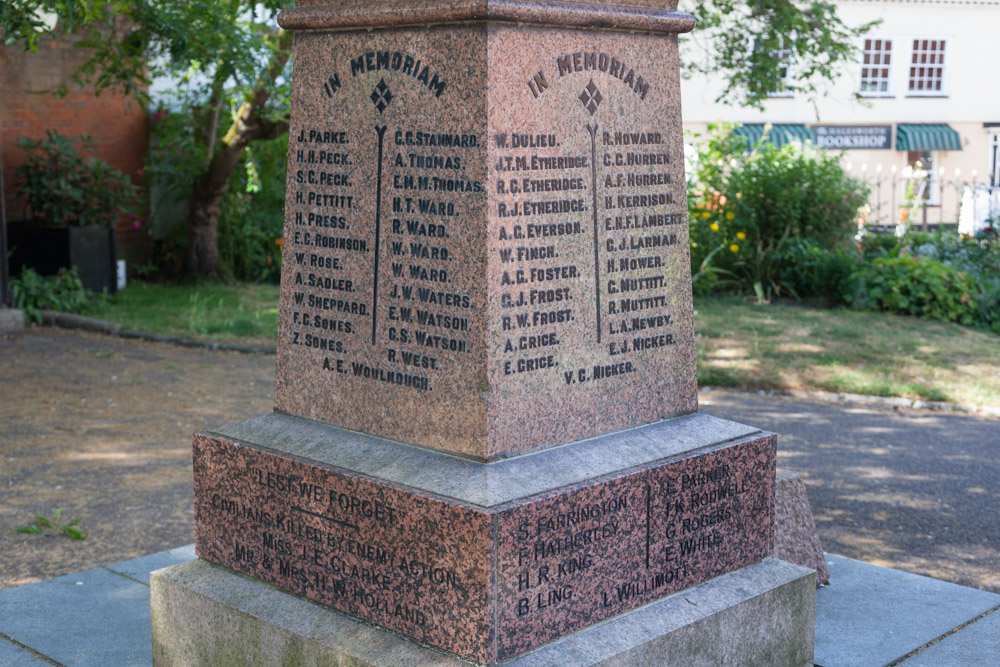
top-left (814, 125), bottom-right (892, 150)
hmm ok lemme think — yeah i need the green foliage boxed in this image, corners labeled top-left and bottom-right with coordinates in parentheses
top-left (852, 228), bottom-right (1000, 333)
top-left (904, 229), bottom-right (1000, 278)
top-left (14, 130), bottom-right (137, 227)
top-left (682, 0), bottom-right (877, 109)
top-left (146, 105), bottom-right (287, 282)
top-left (860, 231), bottom-right (903, 260)
top-left (972, 277), bottom-right (1000, 334)
top-left (688, 124), bottom-right (869, 301)
top-left (2, 1), bottom-right (288, 103)
top-left (14, 508), bottom-right (88, 540)
top-left (852, 256), bottom-right (981, 326)
top-left (218, 135), bottom-right (288, 283)
top-left (4, 1), bottom-right (292, 276)
top-left (10, 267), bottom-right (96, 323)
top-left (775, 238), bottom-right (862, 303)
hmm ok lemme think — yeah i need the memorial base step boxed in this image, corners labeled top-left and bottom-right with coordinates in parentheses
top-left (151, 557), bottom-right (815, 666)
top-left (192, 413), bottom-right (778, 662)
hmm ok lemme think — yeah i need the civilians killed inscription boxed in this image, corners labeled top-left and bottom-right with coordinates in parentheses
top-left (194, 429), bottom-right (774, 662)
top-left (274, 28), bottom-right (696, 458)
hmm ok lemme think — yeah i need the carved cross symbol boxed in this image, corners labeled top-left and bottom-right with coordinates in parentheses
top-left (370, 78), bottom-right (393, 114)
top-left (579, 79), bottom-right (602, 116)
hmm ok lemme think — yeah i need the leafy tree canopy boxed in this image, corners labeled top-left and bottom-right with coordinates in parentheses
top-left (2, 1), bottom-right (873, 274)
top-left (3, 1), bottom-right (291, 275)
top-left (682, 0), bottom-right (877, 109)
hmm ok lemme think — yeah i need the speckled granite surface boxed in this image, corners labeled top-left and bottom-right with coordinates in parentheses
top-left (280, 1), bottom-right (692, 33)
top-left (187, 2), bottom-right (789, 663)
top-left (275, 13), bottom-right (697, 460)
top-left (775, 470), bottom-right (830, 586)
top-left (193, 417), bottom-right (776, 663)
top-left (152, 557), bottom-right (814, 666)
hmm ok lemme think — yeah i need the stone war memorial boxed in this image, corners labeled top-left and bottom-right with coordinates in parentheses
top-left (150, 1), bottom-right (816, 664)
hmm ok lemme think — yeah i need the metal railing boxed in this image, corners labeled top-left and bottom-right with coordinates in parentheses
top-left (850, 166), bottom-right (999, 233)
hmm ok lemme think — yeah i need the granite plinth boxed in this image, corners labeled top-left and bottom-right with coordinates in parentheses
top-left (274, 8), bottom-right (697, 461)
top-left (193, 413), bottom-right (776, 664)
top-left (775, 470), bottom-right (829, 586)
top-left (151, 557), bottom-right (814, 666)
top-left (279, 1), bottom-right (694, 33)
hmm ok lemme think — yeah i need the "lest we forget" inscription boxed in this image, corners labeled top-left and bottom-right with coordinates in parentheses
top-left (273, 26), bottom-right (697, 460)
top-left (193, 429), bottom-right (774, 664)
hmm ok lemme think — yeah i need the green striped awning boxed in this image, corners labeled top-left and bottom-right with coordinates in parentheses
top-left (896, 124), bottom-right (962, 151)
top-left (732, 124), bottom-right (815, 148)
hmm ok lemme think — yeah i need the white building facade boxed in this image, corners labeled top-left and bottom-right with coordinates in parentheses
top-left (680, 0), bottom-right (1000, 228)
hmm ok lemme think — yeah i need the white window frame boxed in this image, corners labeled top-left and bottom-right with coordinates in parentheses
top-left (907, 39), bottom-right (948, 97)
top-left (858, 37), bottom-right (894, 97)
top-left (750, 36), bottom-right (795, 98)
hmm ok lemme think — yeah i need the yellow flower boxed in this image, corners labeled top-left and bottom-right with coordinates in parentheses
top-left (736, 231), bottom-right (746, 240)
top-left (730, 244), bottom-right (740, 253)
top-left (710, 223), bottom-right (720, 232)
top-left (701, 211), bottom-right (711, 219)
top-left (726, 212), bottom-right (735, 221)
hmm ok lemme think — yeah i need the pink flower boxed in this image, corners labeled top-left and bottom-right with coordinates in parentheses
top-left (132, 219), bottom-right (143, 230)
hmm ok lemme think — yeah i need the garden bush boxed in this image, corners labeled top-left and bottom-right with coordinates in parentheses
top-left (774, 237), bottom-right (861, 303)
top-left (218, 134), bottom-right (287, 284)
top-left (847, 226), bottom-right (1000, 333)
top-left (10, 268), bottom-right (96, 323)
top-left (15, 131), bottom-right (137, 228)
top-left (851, 256), bottom-right (981, 326)
top-left (688, 124), bottom-right (868, 301)
top-left (859, 231), bottom-right (903, 260)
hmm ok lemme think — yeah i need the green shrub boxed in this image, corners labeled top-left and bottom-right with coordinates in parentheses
top-left (775, 238), bottom-right (861, 303)
top-left (972, 277), bottom-right (1000, 334)
top-left (860, 232), bottom-right (902, 260)
top-left (15, 130), bottom-right (138, 228)
top-left (851, 256), bottom-right (981, 326)
top-left (218, 134), bottom-right (287, 283)
top-left (688, 124), bottom-right (868, 301)
top-left (10, 268), bottom-right (96, 323)
top-left (905, 229), bottom-right (1000, 277)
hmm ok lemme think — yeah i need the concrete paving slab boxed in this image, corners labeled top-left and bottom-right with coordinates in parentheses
top-left (2, 545), bottom-right (997, 666)
top-left (0, 639), bottom-right (51, 667)
top-left (105, 544), bottom-right (196, 585)
top-left (0, 567), bottom-right (152, 667)
top-left (815, 554), bottom-right (1000, 667)
top-left (902, 609), bottom-right (1000, 666)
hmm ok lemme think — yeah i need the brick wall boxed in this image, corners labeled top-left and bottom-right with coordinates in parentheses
top-left (0, 32), bottom-right (149, 257)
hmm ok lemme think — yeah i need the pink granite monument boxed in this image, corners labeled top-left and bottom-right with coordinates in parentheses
top-left (154, 2), bottom-right (815, 665)
top-left (271, 4), bottom-right (699, 461)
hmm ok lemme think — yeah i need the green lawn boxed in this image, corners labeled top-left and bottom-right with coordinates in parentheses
top-left (91, 283), bottom-right (1000, 406)
top-left (695, 296), bottom-right (1000, 407)
top-left (92, 281), bottom-right (279, 349)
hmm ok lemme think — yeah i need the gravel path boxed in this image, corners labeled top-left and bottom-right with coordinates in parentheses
top-left (2, 326), bottom-right (996, 594)
top-left (701, 390), bottom-right (999, 593)
top-left (0, 327), bottom-right (274, 590)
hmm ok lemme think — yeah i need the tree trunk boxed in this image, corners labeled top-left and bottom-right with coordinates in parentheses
top-left (185, 29), bottom-right (292, 276)
top-left (186, 178), bottom-right (224, 276)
